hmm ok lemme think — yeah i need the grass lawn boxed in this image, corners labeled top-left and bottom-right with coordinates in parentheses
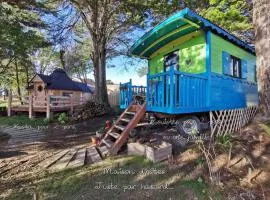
top-left (4, 156), bottom-right (223, 200)
top-left (0, 115), bottom-right (49, 128)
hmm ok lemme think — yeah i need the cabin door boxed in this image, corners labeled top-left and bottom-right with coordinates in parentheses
top-left (163, 51), bottom-right (179, 105)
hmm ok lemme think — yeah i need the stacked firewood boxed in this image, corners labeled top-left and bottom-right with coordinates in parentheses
top-left (72, 100), bottom-right (111, 121)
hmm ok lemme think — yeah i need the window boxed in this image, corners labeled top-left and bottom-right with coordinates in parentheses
top-left (37, 85), bottom-right (43, 92)
top-left (229, 55), bottom-right (241, 78)
top-left (222, 52), bottom-right (242, 78)
top-left (164, 51), bottom-right (179, 72)
top-left (63, 92), bottom-right (72, 97)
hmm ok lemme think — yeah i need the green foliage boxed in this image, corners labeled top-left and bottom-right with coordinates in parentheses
top-left (258, 123), bottom-right (270, 137)
top-left (199, 0), bottom-right (253, 42)
top-left (148, 0), bottom-right (253, 43)
top-left (0, 1), bottom-right (54, 99)
top-left (216, 133), bottom-right (233, 148)
top-left (195, 157), bottom-right (205, 165)
top-left (56, 112), bottom-right (69, 125)
top-left (0, 115), bottom-right (50, 127)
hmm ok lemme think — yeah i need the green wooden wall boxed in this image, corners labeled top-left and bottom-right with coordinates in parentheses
top-left (211, 33), bottom-right (256, 82)
top-left (149, 31), bottom-right (206, 75)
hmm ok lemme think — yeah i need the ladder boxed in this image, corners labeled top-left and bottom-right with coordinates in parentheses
top-left (98, 102), bottom-right (146, 157)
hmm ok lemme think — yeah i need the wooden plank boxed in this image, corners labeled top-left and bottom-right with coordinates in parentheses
top-left (67, 148), bottom-right (86, 168)
top-left (38, 149), bottom-right (70, 169)
top-left (50, 149), bottom-right (77, 170)
top-left (115, 125), bottom-right (125, 131)
top-left (87, 147), bottom-right (102, 163)
top-left (109, 132), bottom-right (120, 139)
top-left (102, 139), bottom-right (114, 148)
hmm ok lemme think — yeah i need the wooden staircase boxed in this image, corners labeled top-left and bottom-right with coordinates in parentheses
top-left (98, 102), bottom-right (146, 157)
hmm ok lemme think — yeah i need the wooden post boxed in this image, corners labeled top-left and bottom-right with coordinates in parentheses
top-left (169, 66), bottom-right (174, 109)
top-left (29, 93), bottom-right (33, 119)
top-left (70, 96), bottom-right (74, 114)
top-left (7, 89), bottom-right (12, 117)
top-left (46, 94), bottom-right (51, 119)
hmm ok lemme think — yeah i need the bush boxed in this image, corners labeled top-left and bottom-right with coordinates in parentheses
top-left (57, 113), bottom-right (69, 125)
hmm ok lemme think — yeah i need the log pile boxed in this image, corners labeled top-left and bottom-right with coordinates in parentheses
top-left (72, 100), bottom-right (111, 121)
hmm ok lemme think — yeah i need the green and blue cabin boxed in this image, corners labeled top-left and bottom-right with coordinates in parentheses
top-left (120, 8), bottom-right (258, 114)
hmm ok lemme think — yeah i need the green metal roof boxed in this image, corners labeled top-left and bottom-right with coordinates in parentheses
top-left (129, 8), bottom-right (255, 58)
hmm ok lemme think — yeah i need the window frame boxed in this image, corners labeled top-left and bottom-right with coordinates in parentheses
top-left (163, 50), bottom-right (179, 72)
top-left (230, 55), bottom-right (242, 78)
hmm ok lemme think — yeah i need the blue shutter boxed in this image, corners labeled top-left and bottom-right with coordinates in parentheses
top-left (222, 51), bottom-right (230, 75)
top-left (241, 59), bottom-right (248, 79)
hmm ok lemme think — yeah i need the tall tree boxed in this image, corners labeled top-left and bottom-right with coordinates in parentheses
top-left (0, 1), bottom-right (52, 98)
top-left (253, 0), bottom-right (270, 115)
top-left (66, 0), bottom-right (151, 106)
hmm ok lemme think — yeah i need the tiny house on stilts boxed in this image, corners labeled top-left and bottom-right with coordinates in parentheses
top-left (98, 8), bottom-right (258, 156)
top-left (8, 69), bottom-right (93, 118)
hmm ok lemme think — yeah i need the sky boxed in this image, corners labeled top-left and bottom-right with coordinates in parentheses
top-left (88, 56), bottom-right (147, 86)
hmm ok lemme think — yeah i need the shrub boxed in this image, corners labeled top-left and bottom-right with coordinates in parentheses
top-left (57, 113), bottom-right (69, 125)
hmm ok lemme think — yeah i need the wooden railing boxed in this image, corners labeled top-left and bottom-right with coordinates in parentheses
top-left (120, 79), bottom-right (147, 109)
top-left (147, 68), bottom-right (208, 113)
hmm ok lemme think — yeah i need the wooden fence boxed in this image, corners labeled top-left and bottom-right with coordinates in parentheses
top-left (210, 106), bottom-right (258, 136)
top-left (89, 92), bottom-right (120, 106)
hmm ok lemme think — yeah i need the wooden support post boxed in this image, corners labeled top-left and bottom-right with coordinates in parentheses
top-left (46, 95), bottom-right (51, 119)
top-left (29, 93), bottom-right (33, 119)
top-left (7, 89), bottom-right (12, 117)
top-left (169, 66), bottom-right (174, 109)
top-left (70, 96), bottom-right (74, 114)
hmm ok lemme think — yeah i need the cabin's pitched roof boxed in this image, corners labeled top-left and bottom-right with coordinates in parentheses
top-left (28, 69), bottom-right (93, 93)
top-left (74, 81), bottom-right (93, 93)
top-left (129, 8), bottom-right (255, 58)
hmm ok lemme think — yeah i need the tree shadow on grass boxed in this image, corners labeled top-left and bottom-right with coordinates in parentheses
top-left (4, 155), bottom-right (222, 200)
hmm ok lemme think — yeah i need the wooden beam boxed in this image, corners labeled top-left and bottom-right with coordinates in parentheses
top-left (7, 89), bottom-right (12, 117)
top-left (29, 93), bottom-right (33, 119)
top-left (46, 94), bottom-right (51, 119)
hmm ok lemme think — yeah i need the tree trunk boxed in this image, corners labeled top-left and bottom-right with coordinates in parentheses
top-left (60, 49), bottom-right (66, 69)
top-left (15, 59), bottom-right (22, 105)
top-left (24, 65), bottom-right (29, 87)
top-left (253, 0), bottom-right (270, 115)
top-left (93, 41), bottom-right (109, 106)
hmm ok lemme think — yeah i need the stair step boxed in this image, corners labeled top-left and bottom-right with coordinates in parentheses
top-left (125, 111), bottom-right (136, 115)
top-left (102, 139), bottom-right (114, 148)
top-left (115, 125), bottom-right (126, 131)
top-left (109, 132), bottom-right (120, 139)
top-left (120, 118), bottom-right (130, 123)
top-left (99, 146), bottom-right (109, 156)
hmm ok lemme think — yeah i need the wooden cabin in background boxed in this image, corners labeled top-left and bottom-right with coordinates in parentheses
top-left (26, 68), bottom-right (93, 101)
top-left (8, 69), bottom-right (93, 118)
